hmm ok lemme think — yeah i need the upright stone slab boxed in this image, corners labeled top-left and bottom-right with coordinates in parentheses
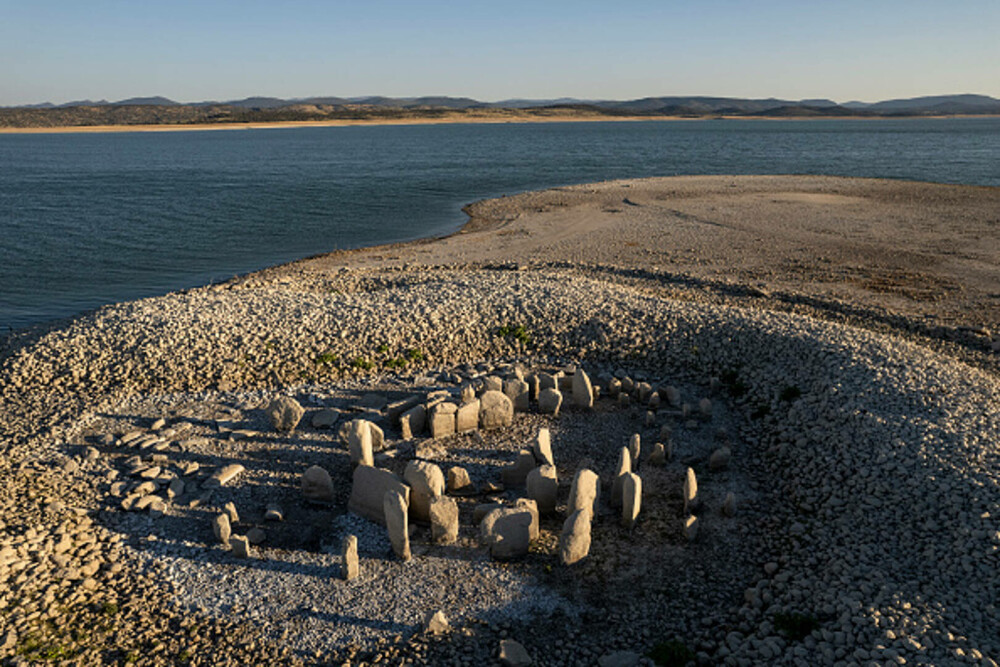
top-left (456, 399), bottom-right (481, 433)
top-left (301, 465), bottom-right (334, 503)
top-left (266, 396), bottom-right (304, 432)
top-left (628, 433), bottom-right (641, 465)
top-left (636, 382), bottom-right (653, 403)
top-left (538, 388), bottom-right (563, 415)
top-left (348, 466), bottom-right (410, 525)
top-left (479, 390), bottom-right (514, 430)
top-left (648, 392), bottom-right (661, 410)
top-left (230, 534), bottom-right (253, 558)
top-left (400, 404), bottom-right (426, 439)
top-left (429, 495), bottom-right (459, 544)
top-left (525, 374), bottom-right (540, 400)
top-left (346, 420), bottom-right (374, 468)
top-left (572, 368), bottom-right (594, 408)
top-left (526, 465), bottom-right (558, 515)
top-left (404, 460), bottom-right (445, 523)
top-left (506, 379), bottom-right (530, 411)
top-left (567, 468), bottom-right (599, 518)
top-left (341, 535), bottom-right (359, 580)
top-left (533, 428), bottom-right (554, 466)
top-left (560, 509), bottom-right (592, 565)
top-left (683, 467), bottom-right (698, 515)
top-left (622, 472), bottom-right (641, 528)
top-left (384, 489), bottom-right (411, 561)
top-left (490, 511), bottom-right (533, 560)
top-left (501, 449), bottom-right (536, 488)
top-left (648, 442), bottom-right (666, 466)
top-left (610, 447), bottom-right (632, 509)
top-left (212, 513), bottom-right (231, 546)
top-left (429, 402), bottom-right (458, 439)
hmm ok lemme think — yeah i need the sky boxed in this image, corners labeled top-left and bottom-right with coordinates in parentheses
top-left (1, 0), bottom-right (998, 106)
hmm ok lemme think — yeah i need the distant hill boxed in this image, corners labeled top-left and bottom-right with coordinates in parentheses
top-left (842, 94), bottom-right (1000, 114)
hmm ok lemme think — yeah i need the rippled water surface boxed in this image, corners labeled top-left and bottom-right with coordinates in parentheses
top-left (1, 117), bottom-right (998, 331)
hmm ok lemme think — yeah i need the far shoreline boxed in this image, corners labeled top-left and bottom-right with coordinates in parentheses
top-left (1, 112), bottom-right (997, 135)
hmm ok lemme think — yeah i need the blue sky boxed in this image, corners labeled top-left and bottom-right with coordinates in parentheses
top-left (1, 0), bottom-right (997, 105)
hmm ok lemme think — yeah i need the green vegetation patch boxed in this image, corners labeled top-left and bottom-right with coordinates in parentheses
top-left (497, 323), bottom-right (532, 344)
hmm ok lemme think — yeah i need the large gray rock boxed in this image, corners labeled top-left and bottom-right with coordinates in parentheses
top-left (345, 419), bottom-right (374, 467)
top-left (538, 388), bottom-right (563, 415)
top-left (384, 489), bottom-right (411, 561)
top-left (310, 408), bottom-right (341, 429)
top-left (429, 402), bottom-right (458, 439)
top-left (560, 509), bottom-right (591, 565)
top-left (572, 369), bottom-right (594, 408)
top-left (456, 399), bottom-right (480, 432)
top-left (683, 467), bottom-right (698, 515)
top-left (429, 495), bottom-right (459, 544)
top-left (348, 466), bottom-right (409, 525)
top-left (533, 428), bottom-right (554, 466)
top-left (301, 465), bottom-right (334, 503)
top-left (490, 511), bottom-right (533, 560)
top-left (621, 472), bottom-right (641, 528)
top-left (341, 534), bottom-right (359, 580)
top-left (404, 460), bottom-right (445, 522)
top-left (266, 396), bottom-right (304, 432)
top-left (479, 390), bottom-right (514, 430)
top-left (610, 447), bottom-right (632, 509)
top-left (499, 639), bottom-right (533, 667)
top-left (567, 468), bottom-right (599, 517)
top-left (526, 465), bottom-right (558, 515)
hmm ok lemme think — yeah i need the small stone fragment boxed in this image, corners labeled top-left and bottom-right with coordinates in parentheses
top-left (538, 388), bottom-right (563, 415)
top-left (302, 465), bottom-right (335, 503)
top-left (446, 466), bottom-right (476, 495)
top-left (264, 503), bottom-right (284, 521)
top-left (424, 610), bottom-right (451, 636)
top-left (266, 396), bottom-right (305, 432)
top-left (230, 534), bottom-right (253, 558)
top-left (499, 639), bottom-right (533, 667)
top-left (341, 534), bottom-right (359, 580)
top-left (384, 489), bottom-right (411, 561)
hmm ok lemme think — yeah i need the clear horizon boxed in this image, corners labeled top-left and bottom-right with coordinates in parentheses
top-left (2, 0), bottom-right (997, 107)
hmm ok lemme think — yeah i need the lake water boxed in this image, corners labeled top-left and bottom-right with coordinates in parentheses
top-left (1, 117), bottom-right (998, 332)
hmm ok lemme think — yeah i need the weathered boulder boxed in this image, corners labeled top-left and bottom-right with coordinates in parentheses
top-left (456, 399), bottom-right (480, 432)
top-left (610, 447), bottom-right (632, 509)
top-left (400, 404), bottom-right (426, 439)
top-left (301, 465), bottom-right (334, 503)
top-left (526, 465), bottom-right (558, 515)
top-left (266, 396), bottom-right (304, 432)
top-left (538, 388), bottom-right (563, 415)
top-left (446, 466), bottom-right (476, 495)
top-left (310, 408), bottom-right (340, 429)
top-left (341, 534), bottom-right (359, 580)
top-left (345, 419), bottom-right (375, 467)
top-left (567, 468), bottom-right (599, 518)
top-left (490, 511), bottom-right (533, 560)
top-left (429, 402), bottom-right (458, 439)
top-left (212, 513), bottom-right (231, 545)
top-left (429, 495), bottom-right (459, 544)
top-left (404, 460), bottom-right (445, 522)
top-left (622, 472), bottom-right (641, 528)
top-left (560, 509), bottom-right (592, 565)
top-left (572, 369), bottom-right (594, 408)
top-left (384, 489), bottom-right (411, 561)
top-left (348, 466), bottom-right (409, 525)
top-left (709, 446), bottom-right (732, 471)
top-left (533, 428), bottom-right (554, 466)
top-left (230, 534), bottom-right (253, 558)
top-left (479, 390), bottom-right (514, 430)
top-left (499, 639), bottom-right (533, 667)
top-left (501, 449), bottom-right (536, 488)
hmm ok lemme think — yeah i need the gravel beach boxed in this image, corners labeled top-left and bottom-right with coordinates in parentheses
top-left (1, 175), bottom-right (998, 666)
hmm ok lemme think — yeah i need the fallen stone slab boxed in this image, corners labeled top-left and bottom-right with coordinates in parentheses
top-left (204, 464), bottom-right (245, 489)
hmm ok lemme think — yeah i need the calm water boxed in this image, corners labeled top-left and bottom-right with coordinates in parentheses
top-left (1, 118), bottom-right (998, 332)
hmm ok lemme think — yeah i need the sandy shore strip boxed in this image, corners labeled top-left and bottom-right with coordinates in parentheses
top-left (0, 176), bottom-right (998, 665)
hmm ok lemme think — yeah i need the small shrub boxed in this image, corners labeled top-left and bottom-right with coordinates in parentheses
top-left (375, 343), bottom-right (390, 354)
top-left (774, 611), bottom-right (819, 641)
top-left (407, 348), bottom-right (426, 362)
top-left (313, 352), bottom-right (337, 365)
top-left (386, 358), bottom-right (406, 369)
top-left (100, 601), bottom-right (119, 616)
top-left (497, 324), bottom-right (531, 344)
top-left (780, 385), bottom-right (802, 402)
top-left (647, 639), bottom-right (695, 666)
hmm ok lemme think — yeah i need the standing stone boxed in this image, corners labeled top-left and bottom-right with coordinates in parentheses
top-left (683, 467), bottom-right (698, 515)
top-left (454, 397), bottom-right (479, 432)
top-left (538, 373), bottom-right (558, 391)
top-left (479, 390), bottom-right (514, 430)
top-left (266, 396), bottom-right (304, 432)
top-left (538, 388), bottom-right (563, 415)
top-left (341, 535), bottom-right (359, 580)
top-left (346, 420), bottom-right (374, 468)
top-left (460, 384), bottom-right (477, 403)
top-left (699, 397), bottom-right (713, 418)
top-left (648, 442), bottom-right (666, 466)
top-left (636, 382), bottom-right (653, 403)
top-left (429, 402), bottom-right (458, 439)
top-left (648, 392), bottom-right (661, 410)
top-left (526, 465), bottom-right (559, 515)
top-left (515, 498), bottom-right (540, 540)
top-left (400, 404), bottom-right (426, 439)
top-left (722, 492), bottom-right (737, 517)
top-left (684, 515), bottom-right (699, 541)
top-left (223, 501), bottom-right (240, 523)
top-left (628, 433), bottom-right (641, 464)
top-left (665, 385), bottom-right (681, 407)
top-left (499, 639), bottom-right (533, 667)
top-left (502, 449), bottom-right (537, 488)
top-left (709, 446), bottom-right (732, 471)
top-left (567, 468), bottom-right (599, 518)
top-left (230, 534), bottom-right (253, 558)
top-left (483, 376), bottom-right (504, 392)
top-left (424, 610), bottom-right (451, 636)
top-left (384, 490), bottom-right (411, 561)
top-left (403, 460), bottom-right (445, 523)
top-left (490, 511), bottom-right (532, 560)
top-left (205, 464), bottom-right (244, 488)
top-left (446, 466), bottom-right (475, 495)
top-left (348, 466), bottom-right (409, 525)
top-left (212, 513), bottom-right (231, 546)
top-left (608, 377), bottom-right (622, 397)
top-left (622, 472), bottom-right (641, 528)
top-left (506, 379), bottom-right (530, 411)
top-left (524, 373), bottom-right (540, 400)
top-left (610, 447), bottom-right (632, 508)
top-left (301, 465), bottom-right (334, 503)
top-left (572, 368), bottom-right (594, 408)
top-left (533, 428), bottom-right (554, 466)
top-left (429, 496), bottom-right (459, 544)
top-left (560, 509), bottom-right (592, 565)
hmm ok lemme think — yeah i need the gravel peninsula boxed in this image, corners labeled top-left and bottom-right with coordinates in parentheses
top-left (1, 175), bottom-right (998, 666)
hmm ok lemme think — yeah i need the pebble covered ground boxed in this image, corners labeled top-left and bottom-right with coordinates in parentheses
top-left (1, 261), bottom-right (997, 666)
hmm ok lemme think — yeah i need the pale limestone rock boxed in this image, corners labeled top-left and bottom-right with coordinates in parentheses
top-left (301, 465), bottom-right (334, 503)
top-left (429, 402), bottom-right (458, 439)
top-left (502, 449), bottom-right (536, 488)
top-left (424, 609), bottom-right (451, 636)
top-left (526, 465), bottom-right (558, 515)
top-left (622, 472), bottom-right (641, 528)
top-left (384, 489), bottom-right (411, 561)
top-left (684, 515), bottom-right (699, 541)
top-left (205, 464), bottom-right (244, 488)
top-left (212, 513), bottom-right (231, 545)
top-left (348, 466), bottom-right (409, 525)
top-left (266, 396), bottom-right (304, 432)
top-left (446, 466), bottom-right (475, 495)
top-left (345, 419), bottom-right (374, 468)
top-left (572, 368), bottom-right (594, 408)
top-left (499, 639), bottom-right (533, 667)
top-left (533, 427), bottom-right (554, 466)
top-left (223, 501), bottom-right (240, 523)
top-left (628, 433), bottom-right (641, 463)
top-left (341, 534), bottom-right (359, 580)
top-left (515, 497), bottom-right (540, 540)
top-left (683, 467), bottom-right (698, 515)
top-left (230, 534), bottom-right (253, 558)
top-left (403, 460), bottom-right (445, 523)
top-left (429, 496), bottom-right (459, 544)
top-left (310, 408), bottom-right (340, 429)
top-left (506, 379), bottom-right (530, 411)
top-left (610, 447), bottom-right (632, 509)
top-left (538, 388), bottom-right (563, 415)
top-left (479, 390), bottom-right (514, 429)
top-left (400, 404), bottom-right (426, 439)
top-left (567, 468), bottom-right (599, 518)
top-left (560, 509), bottom-right (592, 565)
top-left (722, 491), bottom-right (737, 517)
top-left (456, 399), bottom-right (480, 432)
top-left (709, 446), bottom-right (732, 471)
top-left (483, 375), bottom-right (503, 392)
